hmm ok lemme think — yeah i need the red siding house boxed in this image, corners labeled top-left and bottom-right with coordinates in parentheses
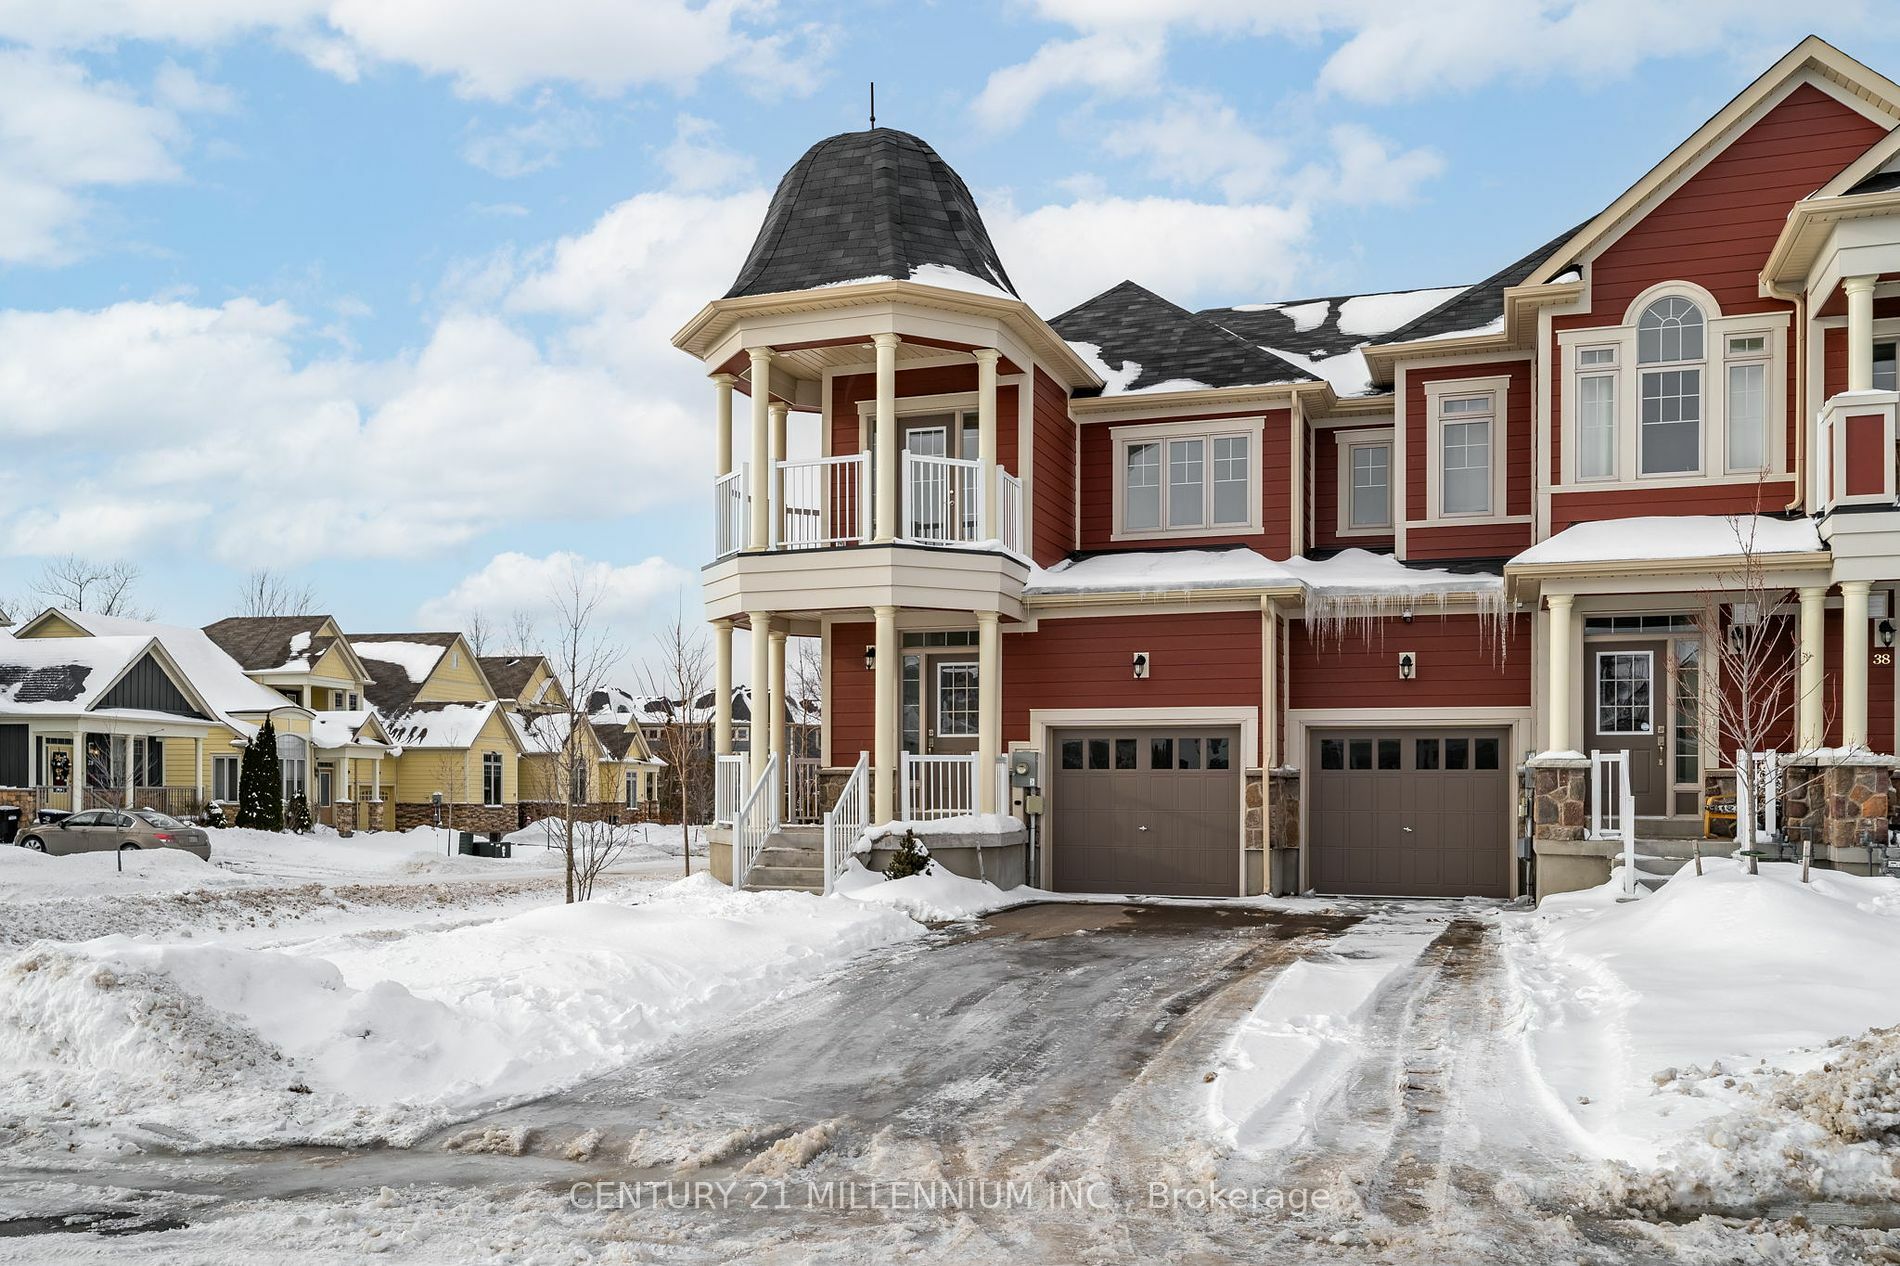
top-left (676, 38), bottom-right (1900, 901)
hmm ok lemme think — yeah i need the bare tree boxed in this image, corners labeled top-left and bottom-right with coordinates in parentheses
top-left (790, 636), bottom-right (823, 760)
top-left (34, 556), bottom-right (153, 619)
top-left (637, 605), bottom-right (712, 877)
top-left (464, 610), bottom-right (493, 656)
top-left (506, 609), bottom-right (540, 656)
top-left (0, 591), bottom-right (21, 627)
top-left (531, 561), bottom-right (629, 903)
top-left (234, 568), bottom-right (318, 618)
top-left (1691, 511), bottom-right (1832, 875)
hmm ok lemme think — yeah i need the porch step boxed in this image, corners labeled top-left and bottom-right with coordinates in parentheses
top-left (745, 864), bottom-right (826, 892)
top-left (1634, 817), bottom-right (1709, 840)
top-left (739, 830), bottom-right (828, 894)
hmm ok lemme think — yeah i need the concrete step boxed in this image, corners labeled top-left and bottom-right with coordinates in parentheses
top-left (744, 864), bottom-right (824, 893)
top-left (770, 825), bottom-right (824, 846)
top-left (756, 844), bottom-right (823, 867)
top-left (1634, 817), bottom-right (1710, 841)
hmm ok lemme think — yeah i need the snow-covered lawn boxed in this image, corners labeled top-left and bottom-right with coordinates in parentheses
top-left (1502, 859), bottom-right (1900, 1212)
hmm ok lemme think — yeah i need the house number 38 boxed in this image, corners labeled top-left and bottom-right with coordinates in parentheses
top-left (1875, 651), bottom-right (1893, 667)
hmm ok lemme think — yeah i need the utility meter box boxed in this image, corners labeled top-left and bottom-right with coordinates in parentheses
top-left (1009, 750), bottom-right (1040, 788)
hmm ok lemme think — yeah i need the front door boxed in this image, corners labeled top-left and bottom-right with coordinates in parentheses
top-left (1586, 640), bottom-right (1667, 816)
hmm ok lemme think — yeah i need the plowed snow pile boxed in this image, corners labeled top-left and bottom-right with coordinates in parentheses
top-left (0, 874), bottom-right (920, 1157)
top-left (1503, 860), bottom-right (1900, 1212)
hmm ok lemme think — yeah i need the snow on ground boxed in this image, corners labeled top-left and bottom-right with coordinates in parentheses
top-left (832, 858), bottom-right (1042, 921)
top-left (1501, 859), bottom-right (1900, 1212)
top-left (0, 873), bottom-right (923, 1161)
top-left (1209, 903), bottom-right (1453, 1154)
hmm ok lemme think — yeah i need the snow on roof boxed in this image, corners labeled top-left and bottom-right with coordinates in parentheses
top-left (1510, 516), bottom-right (1825, 569)
top-left (1205, 285), bottom-right (1467, 397)
top-left (44, 610), bottom-right (296, 722)
top-left (309, 709), bottom-right (390, 752)
top-left (278, 630), bottom-right (314, 670)
top-left (1334, 289), bottom-right (1467, 337)
top-left (381, 701), bottom-right (498, 750)
top-left (1026, 548), bottom-right (1297, 597)
top-left (1252, 344), bottom-right (1374, 398)
top-left (349, 639), bottom-right (447, 684)
top-left (0, 633), bottom-right (152, 715)
top-left (511, 710), bottom-right (583, 754)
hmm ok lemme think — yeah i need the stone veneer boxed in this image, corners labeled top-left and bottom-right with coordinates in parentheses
top-left (1785, 758), bottom-right (1894, 869)
top-left (391, 802), bottom-right (517, 834)
top-left (1530, 758), bottom-right (1589, 841)
top-left (333, 799), bottom-right (356, 837)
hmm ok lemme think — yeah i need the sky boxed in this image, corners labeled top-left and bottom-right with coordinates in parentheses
top-left (3, 1), bottom-right (1899, 677)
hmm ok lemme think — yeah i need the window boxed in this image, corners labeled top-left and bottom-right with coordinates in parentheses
top-left (1725, 334), bottom-right (1769, 472)
top-left (1177, 736), bottom-right (1201, 769)
top-left (1440, 394), bottom-right (1494, 515)
top-left (1416, 739), bottom-right (1440, 770)
top-left (1206, 737), bottom-right (1231, 770)
top-left (1577, 347), bottom-right (1617, 480)
top-left (1637, 297), bottom-right (1704, 475)
top-left (212, 754), bottom-right (239, 802)
top-left (1377, 739), bottom-right (1401, 770)
top-left (482, 752), bottom-right (504, 806)
top-left (1345, 439), bottom-right (1392, 530)
top-left (1672, 639), bottom-right (1701, 786)
top-left (1319, 738), bottom-right (1344, 770)
top-left (1150, 736), bottom-right (1174, 769)
top-left (1596, 651), bottom-right (1653, 735)
top-left (1876, 340), bottom-right (1897, 392)
top-left (935, 663), bottom-right (978, 738)
top-left (1116, 423), bottom-right (1258, 536)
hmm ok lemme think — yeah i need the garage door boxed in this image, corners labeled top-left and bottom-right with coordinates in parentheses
top-left (1050, 727), bottom-right (1240, 897)
top-left (1308, 729), bottom-right (1512, 898)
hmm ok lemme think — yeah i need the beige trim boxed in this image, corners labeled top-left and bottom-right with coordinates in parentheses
top-left (1026, 704), bottom-right (1258, 893)
top-left (1333, 426), bottom-right (1395, 537)
top-left (1069, 380), bottom-right (1326, 421)
top-left (1420, 374), bottom-right (1513, 524)
top-left (1107, 415), bottom-right (1266, 542)
top-left (1508, 549), bottom-right (1833, 584)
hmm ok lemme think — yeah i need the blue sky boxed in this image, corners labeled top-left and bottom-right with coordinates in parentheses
top-left (3, 2), bottom-right (1898, 670)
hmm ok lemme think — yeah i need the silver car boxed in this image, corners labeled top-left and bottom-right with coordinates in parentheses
top-left (17, 809), bottom-right (212, 860)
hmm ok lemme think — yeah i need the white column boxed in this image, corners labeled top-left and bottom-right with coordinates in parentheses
top-left (974, 348), bottom-right (999, 541)
top-left (73, 729), bottom-right (84, 812)
top-left (748, 612), bottom-right (771, 782)
top-left (1546, 593), bottom-right (1575, 753)
top-left (769, 628), bottom-right (788, 774)
top-left (1842, 581), bottom-right (1871, 748)
top-left (873, 605), bottom-right (898, 822)
top-left (1799, 585), bottom-right (1828, 751)
top-left (873, 333), bottom-right (900, 542)
top-left (1260, 597), bottom-right (1278, 768)
top-left (193, 736), bottom-right (204, 801)
top-left (747, 349), bottom-right (773, 551)
top-left (372, 757), bottom-right (383, 830)
top-left (713, 618), bottom-right (734, 757)
top-left (977, 611), bottom-right (1000, 814)
top-left (713, 373), bottom-right (736, 477)
top-left (1846, 275), bottom-right (1878, 393)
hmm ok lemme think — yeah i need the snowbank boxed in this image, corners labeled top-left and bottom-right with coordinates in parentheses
top-left (0, 842), bottom-right (245, 896)
top-left (832, 859), bottom-right (1041, 921)
top-left (1502, 860), bottom-right (1900, 1209)
top-left (0, 876), bottom-right (923, 1157)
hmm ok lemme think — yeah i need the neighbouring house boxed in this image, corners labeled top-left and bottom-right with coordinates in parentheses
top-left (349, 632), bottom-right (523, 833)
top-left (202, 615), bottom-right (396, 831)
top-left (681, 36), bottom-right (1900, 899)
top-left (1, 609), bottom-right (317, 822)
top-left (483, 654), bottom-right (663, 825)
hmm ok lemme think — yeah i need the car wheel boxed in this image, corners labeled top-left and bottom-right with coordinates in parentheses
top-left (19, 836), bottom-right (45, 851)
top-left (119, 842), bottom-right (141, 852)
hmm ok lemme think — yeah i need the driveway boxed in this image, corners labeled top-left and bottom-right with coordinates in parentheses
top-left (0, 900), bottom-right (1708, 1262)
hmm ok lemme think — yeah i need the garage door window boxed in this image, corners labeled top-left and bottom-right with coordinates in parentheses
top-left (1416, 739), bottom-right (1439, 769)
top-left (1151, 736), bottom-right (1173, 768)
top-left (1114, 738), bottom-right (1137, 770)
top-left (1349, 739), bottom-right (1373, 770)
top-left (1060, 739), bottom-right (1083, 769)
top-left (1319, 738), bottom-right (1344, 769)
top-left (1475, 737), bottom-right (1500, 769)
top-left (1206, 736), bottom-right (1231, 770)
top-left (1446, 738), bottom-right (1468, 769)
top-left (1178, 737), bottom-right (1201, 768)
top-left (1378, 739), bottom-right (1401, 769)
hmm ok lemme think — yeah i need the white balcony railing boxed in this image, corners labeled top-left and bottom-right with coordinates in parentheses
top-left (997, 468), bottom-right (1024, 555)
top-left (713, 753), bottom-right (744, 825)
top-left (774, 454), bottom-right (868, 549)
top-left (714, 467), bottom-right (747, 559)
top-left (899, 751), bottom-right (976, 821)
top-left (902, 451), bottom-right (983, 545)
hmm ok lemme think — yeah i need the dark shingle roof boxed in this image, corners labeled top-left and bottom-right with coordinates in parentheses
top-left (1050, 281), bottom-right (1315, 397)
top-left (726, 128), bottom-right (1016, 299)
top-left (201, 615), bottom-right (332, 672)
top-left (0, 662), bottom-right (92, 704)
top-left (1846, 168), bottom-right (1900, 196)
top-left (1377, 223), bottom-right (1588, 346)
top-left (478, 655), bottom-right (543, 702)
top-left (349, 633), bottom-right (461, 713)
top-left (589, 720), bottom-right (637, 761)
top-left (1199, 286), bottom-right (1468, 363)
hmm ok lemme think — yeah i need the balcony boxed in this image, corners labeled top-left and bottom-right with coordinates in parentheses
top-left (713, 453), bottom-right (1024, 559)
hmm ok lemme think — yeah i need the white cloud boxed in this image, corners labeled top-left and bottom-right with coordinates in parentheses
top-left (3, 499), bottom-right (210, 559)
top-left (153, 61), bottom-right (238, 114)
top-left (1309, 124), bottom-right (1444, 207)
top-left (462, 93), bottom-right (598, 178)
top-left (0, 48), bottom-right (186, 263)
top-left (657, 114), bottom-right (756, 193)
top-left (971, 30), bottom-right (1165, 131)
top-left (416, 550), bottom-right (692, 633)
top-left (987, 195), bottom-right (1310, 314)
top-left (1101, 92), bottom-right (1288, 201)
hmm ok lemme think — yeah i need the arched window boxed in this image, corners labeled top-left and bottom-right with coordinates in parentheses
top-left (1636, 296), bottom-right (1704, 475)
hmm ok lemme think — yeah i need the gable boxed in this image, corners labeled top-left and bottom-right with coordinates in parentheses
top-left (96, 652), bottom-right (206, 719)
top-left (310, 641), bottom-right (364, 685)
top-left (416, 639), bottom-right (493, 703)
top-left (18, 611), bottom-right (90, 638)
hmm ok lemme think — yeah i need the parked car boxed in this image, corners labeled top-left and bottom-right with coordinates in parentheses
top-left (16, 809), bottom-right (212, 860)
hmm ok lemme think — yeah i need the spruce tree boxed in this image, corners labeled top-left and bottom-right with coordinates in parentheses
top-left (285, 787), bottom-right (314, 834)
top-left (235, 717), bottom-right (284, 831)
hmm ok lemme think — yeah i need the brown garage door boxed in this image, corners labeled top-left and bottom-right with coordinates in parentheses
top-left (1308, 729), bottom-right (1512, 898)
top-left (1050, 727), bottom-right (1240, 897)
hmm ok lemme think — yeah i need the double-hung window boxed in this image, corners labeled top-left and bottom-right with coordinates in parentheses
top-left (211, 754), bottom-right (239, 802)
top-left (1118, 424), bottom-right (1256, 535)
top-left (1340, 436), bottom-right (1392, 532)
top-left (1576, 347), bottom-right (1617, 480)
top-left (1724, 333), bottom-right (1770, 472)
top-left (1637, 296), bottom-right (1704, 475)
top-left (1439, 395), bottom-right (1495, 516)
top-left (482, 753), bottom-right (504, 806)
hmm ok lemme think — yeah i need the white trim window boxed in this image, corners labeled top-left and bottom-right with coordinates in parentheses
top-left (1439, 394), bottom-right (1495, 516)
top-left (211, 754), bottom-right (239, 802)
top-left (1724, 333), bottom-right (1770, 473)
top-left (1595, 651), bottom-right (1654, 735)
top-left (1636, 296), bottom-right (1704, 476)
top-left (1111, 418), bottom-right (1263, 539)
top-left (935, 662), bottom-right (979, 738)
top-left (1576, 346), bottom-right (1617, 480)
top-left (1336, 432), bottom-right (1392, 533)
top-left (481, 752), bottom-right (504, 806)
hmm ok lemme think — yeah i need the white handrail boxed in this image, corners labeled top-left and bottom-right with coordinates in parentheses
top-left (787, 756), bottom-right (822, 823)
top-left (713, 753), bottom-right (744, 826)
top-left (1589, 749), bottom-right (1637, 894)
top-left (774, 454), bottom-right (868, 549)
top-left (1734, 748), bottom-right (1781, 849)
top-left (902, 451), bottom-right (984, 545)
top-left (997, 469), bottom-right (1023, 555)
top-left (822, 751), bottom-right (870, 895)
top-left (899, 751), bottom-right (978, 820)
top-left (713, 467), bottom-right (746, 558)
top-left (732, 753), bottom-right (779, 888)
